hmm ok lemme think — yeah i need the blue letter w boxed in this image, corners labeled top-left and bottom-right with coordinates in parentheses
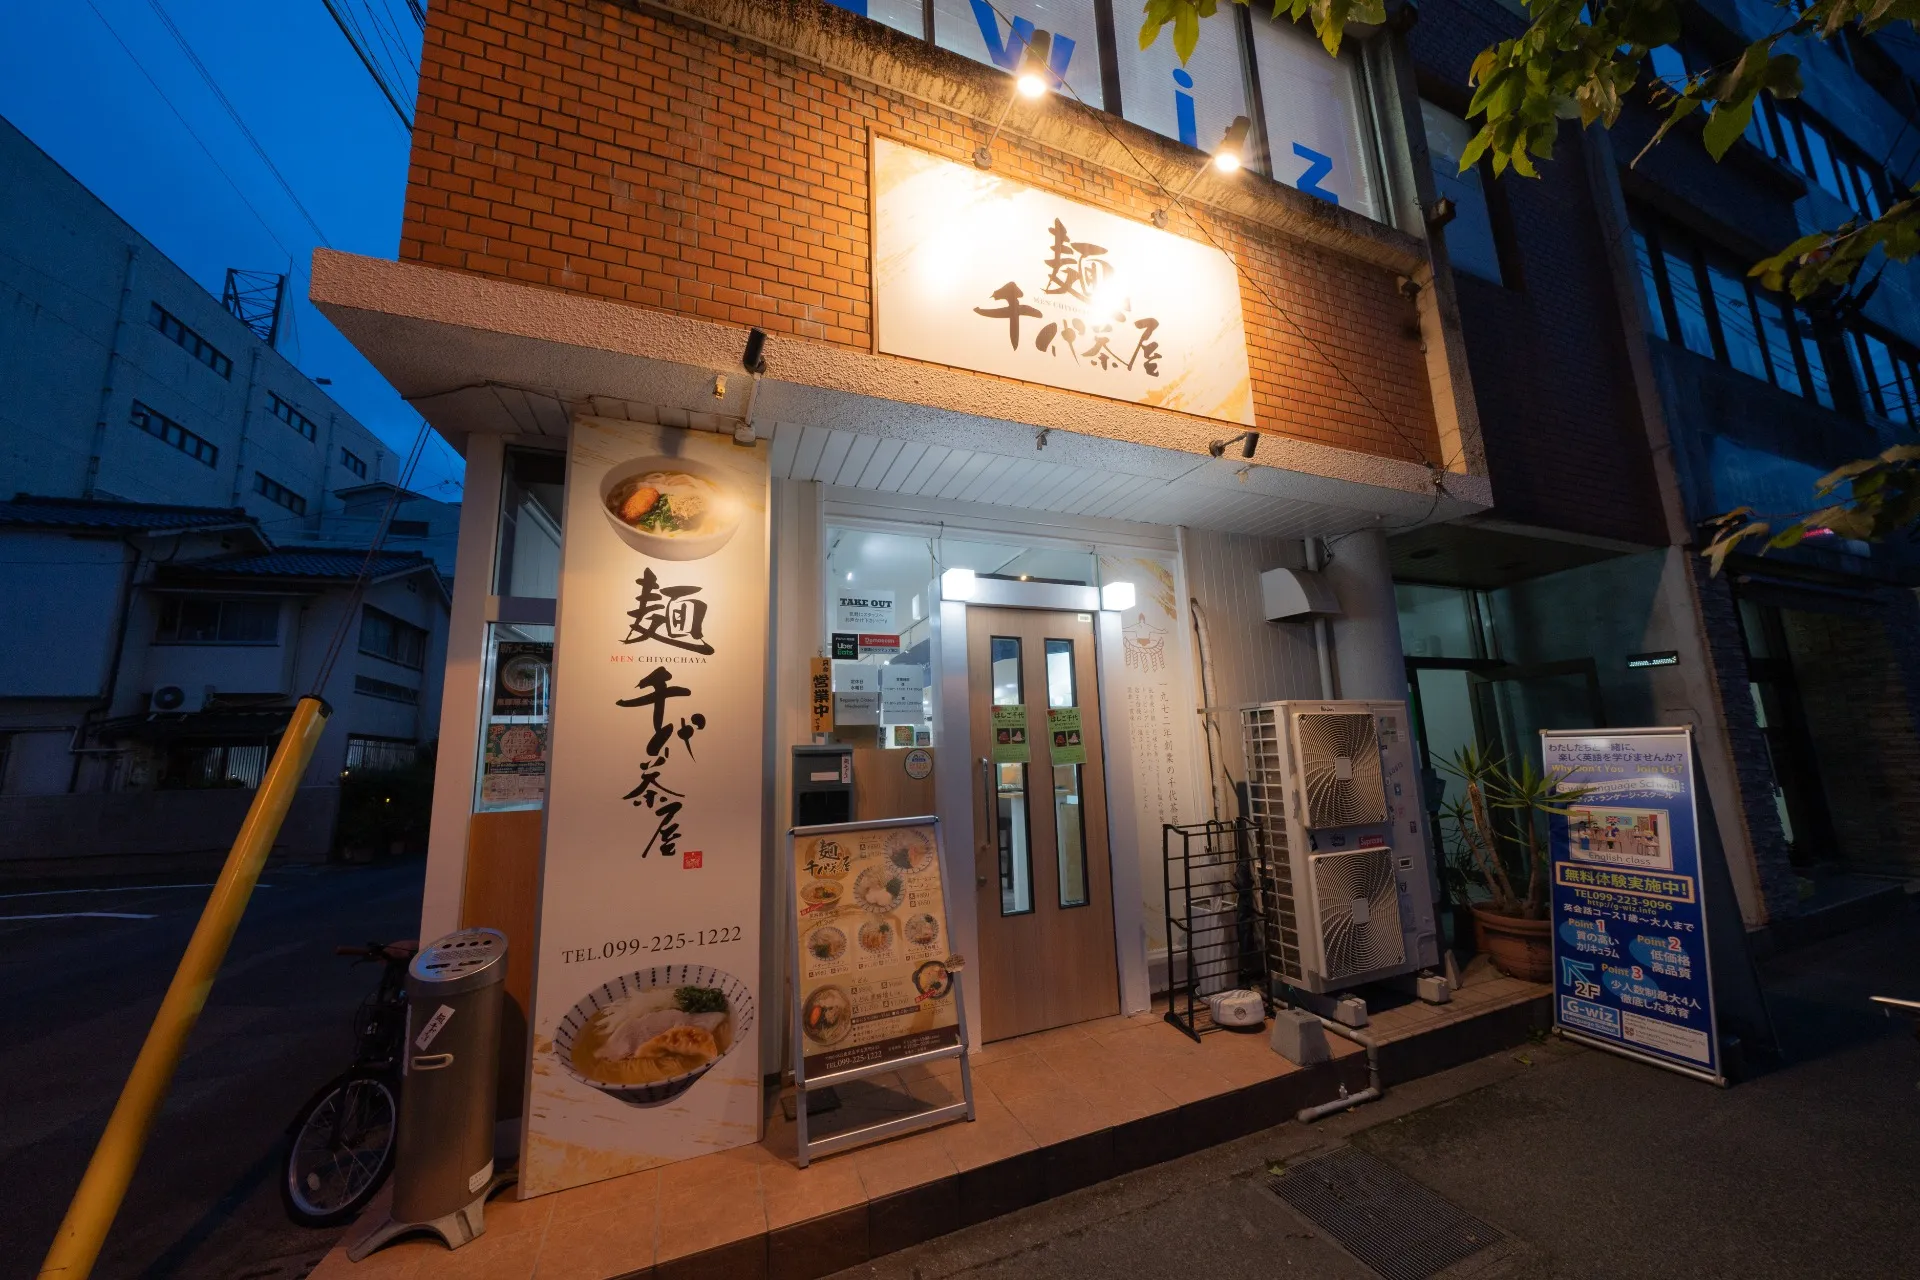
top-left (969, 0), bottom-right (1076, 85)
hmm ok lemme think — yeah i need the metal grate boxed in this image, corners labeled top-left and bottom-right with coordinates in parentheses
top-left (1265, 1147), bottom-right (1501, 1280)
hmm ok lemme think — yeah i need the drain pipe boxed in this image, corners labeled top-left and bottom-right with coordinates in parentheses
top-left (1303, 537), bottom-right (1335, 699)
top-left (1295, 1014), bottom-right (1383, 1123)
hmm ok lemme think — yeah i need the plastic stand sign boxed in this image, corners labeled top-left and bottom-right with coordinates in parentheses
top-left (1541, 728), bottom-right (1731, 1085)
top-left (787, 815), bottom-right (976, 1166)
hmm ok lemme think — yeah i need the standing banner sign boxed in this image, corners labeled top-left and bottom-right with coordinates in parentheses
top-left (788, 816), bottom-right (974, 1165)
top-left (521, 419), bottom-right (768, 1195)
top-left (1542, 728), bottom-right (1724, 1084)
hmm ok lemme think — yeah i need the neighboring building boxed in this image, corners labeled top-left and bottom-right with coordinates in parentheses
top-left (314, 0), bottom-right (1495, 1075)
top-left (1395, 0), bottom-right (1920, 930)
top-left (0, 114), bottom-right (459, 573)
top-left (0, 497), bottom-right (449, 864)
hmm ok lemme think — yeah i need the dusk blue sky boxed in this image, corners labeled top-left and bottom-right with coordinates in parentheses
top-left (0, 0), bottom-right (465, 500)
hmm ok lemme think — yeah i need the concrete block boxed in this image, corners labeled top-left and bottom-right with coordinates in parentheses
top-left (1416, 973), bottom-right (1452, 1004)
top-left (1333, 995), bottom-right (1370, 1027)
top-left (1269, 1009), bottom-right (1331, 1065)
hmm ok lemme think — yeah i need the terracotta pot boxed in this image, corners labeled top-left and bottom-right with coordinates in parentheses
top-left (1470, 906), bottom-right (1553, 983)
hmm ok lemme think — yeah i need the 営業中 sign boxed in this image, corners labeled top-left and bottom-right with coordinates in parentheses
top-left (521, 417), bottom-right (769, 1194)
top-left (872, 137), bottom-right (1254, 426)
top-left (1542, 728), bottom-right (1723, 1084)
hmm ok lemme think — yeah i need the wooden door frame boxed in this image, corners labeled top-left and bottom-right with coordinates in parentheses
top-left (933, 584), bottom-right (1152, 1046)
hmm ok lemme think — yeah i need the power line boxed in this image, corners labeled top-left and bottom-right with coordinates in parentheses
top-left (80, 0), bottom-right (297, 262)
top-left (142, 0), bottom-right (332, 247)
top-left (320, 0), bottom-right (415, 130)
top-left (982, 4), bottom-right (1459, 476)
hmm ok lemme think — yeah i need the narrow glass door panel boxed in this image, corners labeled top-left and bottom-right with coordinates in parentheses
top-left (1046, 638), bottom-right (1088, 907)
top-left (991, 636), bottom-right (1032, 915)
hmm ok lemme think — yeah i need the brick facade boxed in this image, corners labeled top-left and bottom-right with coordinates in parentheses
top-left (400, 0), bottom-right (1444, 465)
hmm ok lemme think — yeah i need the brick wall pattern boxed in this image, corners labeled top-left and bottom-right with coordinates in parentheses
top-left (400, 0), bottom-right (1443, 465)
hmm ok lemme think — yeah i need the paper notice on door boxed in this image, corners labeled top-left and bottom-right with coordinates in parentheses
top-left (882, 687), bottom-right (923, 719)
top-left (991, 705), bottom-right (1029, 764)
top-left (1047, 706), bottom-right (1086, 767)
top-left (836, 691), bottom-right (881, 725)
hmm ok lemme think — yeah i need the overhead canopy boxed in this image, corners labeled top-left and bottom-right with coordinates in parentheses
top-left (313, 251), bottom-right (1491, 542)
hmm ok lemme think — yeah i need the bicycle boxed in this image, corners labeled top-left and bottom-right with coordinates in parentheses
top-left (280, 941), bottom-right (416, 1228)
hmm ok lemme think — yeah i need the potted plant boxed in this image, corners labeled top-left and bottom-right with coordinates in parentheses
top-left (1437, 745), bottom-right (1589, 983)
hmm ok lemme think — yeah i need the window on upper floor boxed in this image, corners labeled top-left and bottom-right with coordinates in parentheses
top-left (360, 604), bottom-right (429, 669)
top-left (253, 471), bottom-right (307, 515)
top-left (354, 674), bottom-right (419, 704)
top-left (1844, 330), bottom-right (1920, 426)
top-left (1630, 210), bottom-right (1842, 411)
top-left (130, 400), bottom-right (219, 468)
top-left (340, 447), bottom-right (368, 478)
top-left (388, 519), bottom-right (430, 537)
top-left (932, 0), bottom-right (1108, 109)
top-left (1113, 3), bottom-right (1248, 160)
top-left (830, 1), bottom-right (1386, 221)
top-left (268, 392), bottom-right (317, 441)
top-left (149, 304), bottom-right (232, 378)
top-left (155, 597), bottom-right (280, 644)
top-left (1421, 101), bottom-right (1505, 286)
top-left (1753, 99), bottom-right (1888, 221)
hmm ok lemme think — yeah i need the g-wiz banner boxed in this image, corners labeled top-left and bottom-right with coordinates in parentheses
top-left (521, 418), bottom-right (768, 1195)
top-left (872, 137), bottom-right (1256, 426)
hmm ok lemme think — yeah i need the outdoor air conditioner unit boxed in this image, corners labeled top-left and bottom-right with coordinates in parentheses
top-left (150, 684), bottom-right (210, 713)
top-left (1241, 699), bottom-right (1440, 994)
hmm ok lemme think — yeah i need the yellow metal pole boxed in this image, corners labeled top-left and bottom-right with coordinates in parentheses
top-left (39, 696), bottom-right (332, 1280)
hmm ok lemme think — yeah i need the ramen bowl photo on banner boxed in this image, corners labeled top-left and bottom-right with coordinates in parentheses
top-left (521, 418), bottom-right (769, 1196)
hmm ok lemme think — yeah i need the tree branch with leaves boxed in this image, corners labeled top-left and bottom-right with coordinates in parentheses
top-left (1140, 0), bottom-right (1920, 567)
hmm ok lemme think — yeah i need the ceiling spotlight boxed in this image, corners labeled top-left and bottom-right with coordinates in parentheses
top-left (976, 30), bottom-right (1054, 169)
top-left (1154, 116), bottom-right (1252, 227)
top-left (1212, 116), bottom-right (1251, 172)
top-left (1208, 429), bottom-right (1260, 460)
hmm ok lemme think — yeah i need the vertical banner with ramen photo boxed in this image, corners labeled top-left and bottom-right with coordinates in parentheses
top-left (520, 417), bottom-right (768, 1196)
top-left (789, 816), bottom-right (974, 1164)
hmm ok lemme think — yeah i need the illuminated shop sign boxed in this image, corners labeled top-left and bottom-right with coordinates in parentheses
top-left (872, 137), bottom-right (1255, 424)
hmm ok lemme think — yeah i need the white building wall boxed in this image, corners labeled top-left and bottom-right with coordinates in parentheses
top-left (0, 118), bottom-right (396, 522)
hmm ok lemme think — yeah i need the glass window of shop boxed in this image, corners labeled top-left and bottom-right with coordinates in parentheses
top-left (494, 447), bottom-right (565, 600)
top-left (850, 2), bottom-right (1386, 222)
top-left (474, 446), bottom-right (564, 813)
top-left (1248, 15), bottom-right (1381, 220)
top-left (822, 527), bottom-right (1097, 751)
top-left (1113, 6), bottom-right (1249, 156)
top-left (932, 0), bottom-right (1107, 108)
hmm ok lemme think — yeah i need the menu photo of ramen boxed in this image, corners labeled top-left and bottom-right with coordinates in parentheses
top-left (599, 455), bottom-right (744, 560)
top-left (791, 820), bottom-right (960, 1077)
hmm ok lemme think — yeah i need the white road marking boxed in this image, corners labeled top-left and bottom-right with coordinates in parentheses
top-left (0, 911), bottom-right (159, 921)
top-left (0, 883), bottom-right (272, 900)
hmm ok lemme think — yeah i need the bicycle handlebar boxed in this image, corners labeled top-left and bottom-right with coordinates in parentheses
top-left (335, 941), bottom-right (419, 961)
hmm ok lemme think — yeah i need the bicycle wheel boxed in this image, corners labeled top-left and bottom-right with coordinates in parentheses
top-left (281, 1067), bottom-right (400, 1227)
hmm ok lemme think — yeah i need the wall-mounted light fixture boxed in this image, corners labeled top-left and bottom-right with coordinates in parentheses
top-left (1100, 580), bottom-right (1137, 612)
top-left (1152, 116), bottom-right (1251, 229)
top-left (1208, 430), bottom-right (1260, 459)
top-left (975, 30), bottom-right (1053, 170)
top-left (940, 566), bottom-right (978, 601)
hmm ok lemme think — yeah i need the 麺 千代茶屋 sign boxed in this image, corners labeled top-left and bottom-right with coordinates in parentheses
top-left (521, 418), bottom-right (769, 1196)
top-left (872, 137), bottom-right (1255, 426)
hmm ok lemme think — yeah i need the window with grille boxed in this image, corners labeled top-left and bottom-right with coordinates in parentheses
top-left (253, 471), bottom-right (307, 515)
top-left (268, 391), bottom-right (317, 441)
top-left (354, 674), bottom-right (420, 703)
top-left (360, 605), bottom-right (428, 669)
top-left (130, 400), bottom-right (219, 467)
top-left (149, 303), bottom-right (232, 378)
top-left (155, 597), bottom-right (280, 644)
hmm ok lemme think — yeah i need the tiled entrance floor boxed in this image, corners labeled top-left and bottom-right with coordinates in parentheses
top-left (311, 964), bottom-right (1545, 1280)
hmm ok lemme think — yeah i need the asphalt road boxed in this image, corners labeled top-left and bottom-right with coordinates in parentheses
top-left (840, 898), bottom-right (1920, 1280)
top-left (0, 858), bottom-right (425, 1280)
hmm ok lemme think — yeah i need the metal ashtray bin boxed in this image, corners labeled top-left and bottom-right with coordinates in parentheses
top-left (349, 927), bottom-right (514, 1260)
